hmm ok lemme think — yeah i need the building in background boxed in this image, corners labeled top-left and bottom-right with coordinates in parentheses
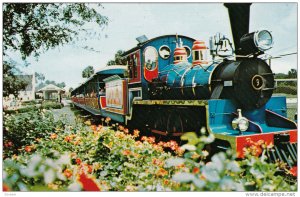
top-left (17, 74), bottom-right (36, 101)
top-left (3, 74), bottom-right (36, 110)
top-left (37, 84), bottom-right (65, 102)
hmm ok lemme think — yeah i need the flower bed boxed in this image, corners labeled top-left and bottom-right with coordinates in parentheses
top-left (4, 101), bottom-right (63, 114)
top-left (3, 109), bottom-right (66, 158)
top-left (2, 111), bottom-right (297, 192)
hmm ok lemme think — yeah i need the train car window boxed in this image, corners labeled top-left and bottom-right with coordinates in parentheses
top-left (184, 46), bottom-right (191, 58)
top-left (127, 54), bottom-right (137, 78)
top-left (159, 45), bottom-right (171, 59)
top-left (133, 54), bottom-right (138, 78)
top-left (194, 51), bottom-right (200, 60)
top-left (174, 56), bottom-right (182, 61)
top-left (144, 46), bottom-right (158, 70)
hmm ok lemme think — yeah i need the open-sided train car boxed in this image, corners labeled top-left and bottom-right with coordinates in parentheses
top-left (71, 3), bottom-right (297, 170)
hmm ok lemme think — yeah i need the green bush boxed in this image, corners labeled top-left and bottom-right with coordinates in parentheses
top-left (41, 101), bottom-right (63, 109)
top-left (4, 105), bottom-right (39, 114)
top-left (166, 132), bottom-right (297, 192)
top-left (21, 100), bottom-right (37, 106)
top-left (2, 120), bottom-right (297, 192)
top-left (4, 101), bottom-right (63, 115)
top-left (3, 109), bottom-right (65, 158)
top-left (274, 85), bottom-right (297, 95)
top-left (92, 128), bottom-right (175, 191)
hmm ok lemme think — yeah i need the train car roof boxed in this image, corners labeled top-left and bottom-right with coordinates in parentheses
top-left (95, 65), bottom-right (126, 75)
top-left (71, 65), bottom-right (126, 93)
top-left (122, 34), bottom-right (196, 56)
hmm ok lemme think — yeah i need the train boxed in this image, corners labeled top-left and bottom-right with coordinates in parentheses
top-left (71, 3), bottom-right (297, 170)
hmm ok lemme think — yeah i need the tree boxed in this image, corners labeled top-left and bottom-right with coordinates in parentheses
top-left (3, 3), bottom-right (108, 96)
top-left (3, 61), bottom-right (28, 97)
top-left (275, 73), bottom-right (288, 79)
top-left (3, 3), bottom-right (108, 59)
top-left (57, 82), bottom-right (66, 88)
top-left (36, 80), bottom-right (66, 91)
top-left (107, 50), bottom-right (126, 66)
top-left (35, 72), bottom-right (45, 83)
top-left (288, 69), bottom-right (297, 78)
top-left (82, 65), bottom-right (94, 78)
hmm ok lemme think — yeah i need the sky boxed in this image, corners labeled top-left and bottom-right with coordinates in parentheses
top-left (17, 2), bottom-right (297, 90)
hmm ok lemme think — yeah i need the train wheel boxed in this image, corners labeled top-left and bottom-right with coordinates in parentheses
top-left (167, 112), bottom-right (184, 137)
top-left (151, 112), bottom-right (167, 141)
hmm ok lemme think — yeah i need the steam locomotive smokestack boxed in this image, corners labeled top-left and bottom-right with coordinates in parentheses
top-left (224, 3), bottom-right (251, 57)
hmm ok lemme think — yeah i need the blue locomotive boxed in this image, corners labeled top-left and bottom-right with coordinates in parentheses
top-left (71, 4), bottom-right (297, 168)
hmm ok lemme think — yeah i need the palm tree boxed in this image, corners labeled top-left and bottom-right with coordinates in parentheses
top-left (82, 66), bottom-right (94, 78)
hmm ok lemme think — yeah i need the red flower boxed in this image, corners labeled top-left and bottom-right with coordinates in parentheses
top-left (87, 165), bottom-right (93, 174)
top-left (64, 169), bottom-right (73, 178)
top-left (7, 141), bottom-right (13, 147)
top-left (50, 133), bottom-right (57, 139)
top-left (24, 146), bottom-right (32, 153)
top-left (124, 128), bottom-right (129, 134)
top-left (141, 136), bottom-right (147, 141)
top-left (290, 166), bottom-right (297, 177)
top-left (147, 136), bottom-right (155, 144)
top-left (97, 125), bottom-right (103, 131)
top-left (192, 167), bottom-right (200, 174)
top-left (163, 179), bottom-right (169, 185)
top-left (76, 158), bottom-right (82, 165)
top-left (105, 117), bottom-right (111, 123)
top-left (156, 168), bottom-right (168, 177)
top-left (64, 136), bottom-right (71, 142)
top-left (152, 158), bottom-right (164, 166)
top-left (3, 183), bottom-right (10, 191)
top-left (133, 129), bottom-right (140, 137)
top-left (90, 125), bottom-right (97, 131)
top-left (122, 150), bottom-right (131, 156)
top-left (78, 173), bottom-right (101, 191)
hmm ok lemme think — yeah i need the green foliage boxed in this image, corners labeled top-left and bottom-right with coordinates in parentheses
top-left (165, 132), bottom-right (243, 191)
top-left (3, 3), bottom-right (108, 59)
top-left (275, 69), bottom-right (297, 79)
top-left (4, 101), bottom-right (62, 114)
top-left (166, 132), bottom-right (296, 192)
top-left (3, 154), bottom-right (72, 191)
top-left (82, 65), bottom-right (95, 78)
top-left (92, 129), bottom-right (174, 191)
top-left (238, 155), bottom-right (296, 191)
top-left (36, 80), bottom-right (66, 90)
top-left (3, 3), bottom-right (107, 96)
top-left (41, 101), bottom-right (63, 109)
top-left (3, 61), bottom-right (29, 97)
top-left (107, 50), bottom-right (126, 66)
top-left (3, 109), bottom-right (65, 157)
top-left (21, 100), bottom-right (38, 106)
top-left (288, 69), bottom-right (297, 78)
top-left (274, 85), bottom-right (297, 95)
top-left (2, 116), bottom-right (296, 191)
top-left (4, 105), bottom-right (39, 114)
top-left (35, 72), bottom-right (45, 83)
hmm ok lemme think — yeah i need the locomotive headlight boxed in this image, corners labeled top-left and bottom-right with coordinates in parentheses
top-left (240, 30), bottom-right (273, 55)
top-left (254, 30), bottom-right (273, 51)
top-left (232, 109), bottom-right (249, 134)
top-left (237, 118), bottom-right (249, 132)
